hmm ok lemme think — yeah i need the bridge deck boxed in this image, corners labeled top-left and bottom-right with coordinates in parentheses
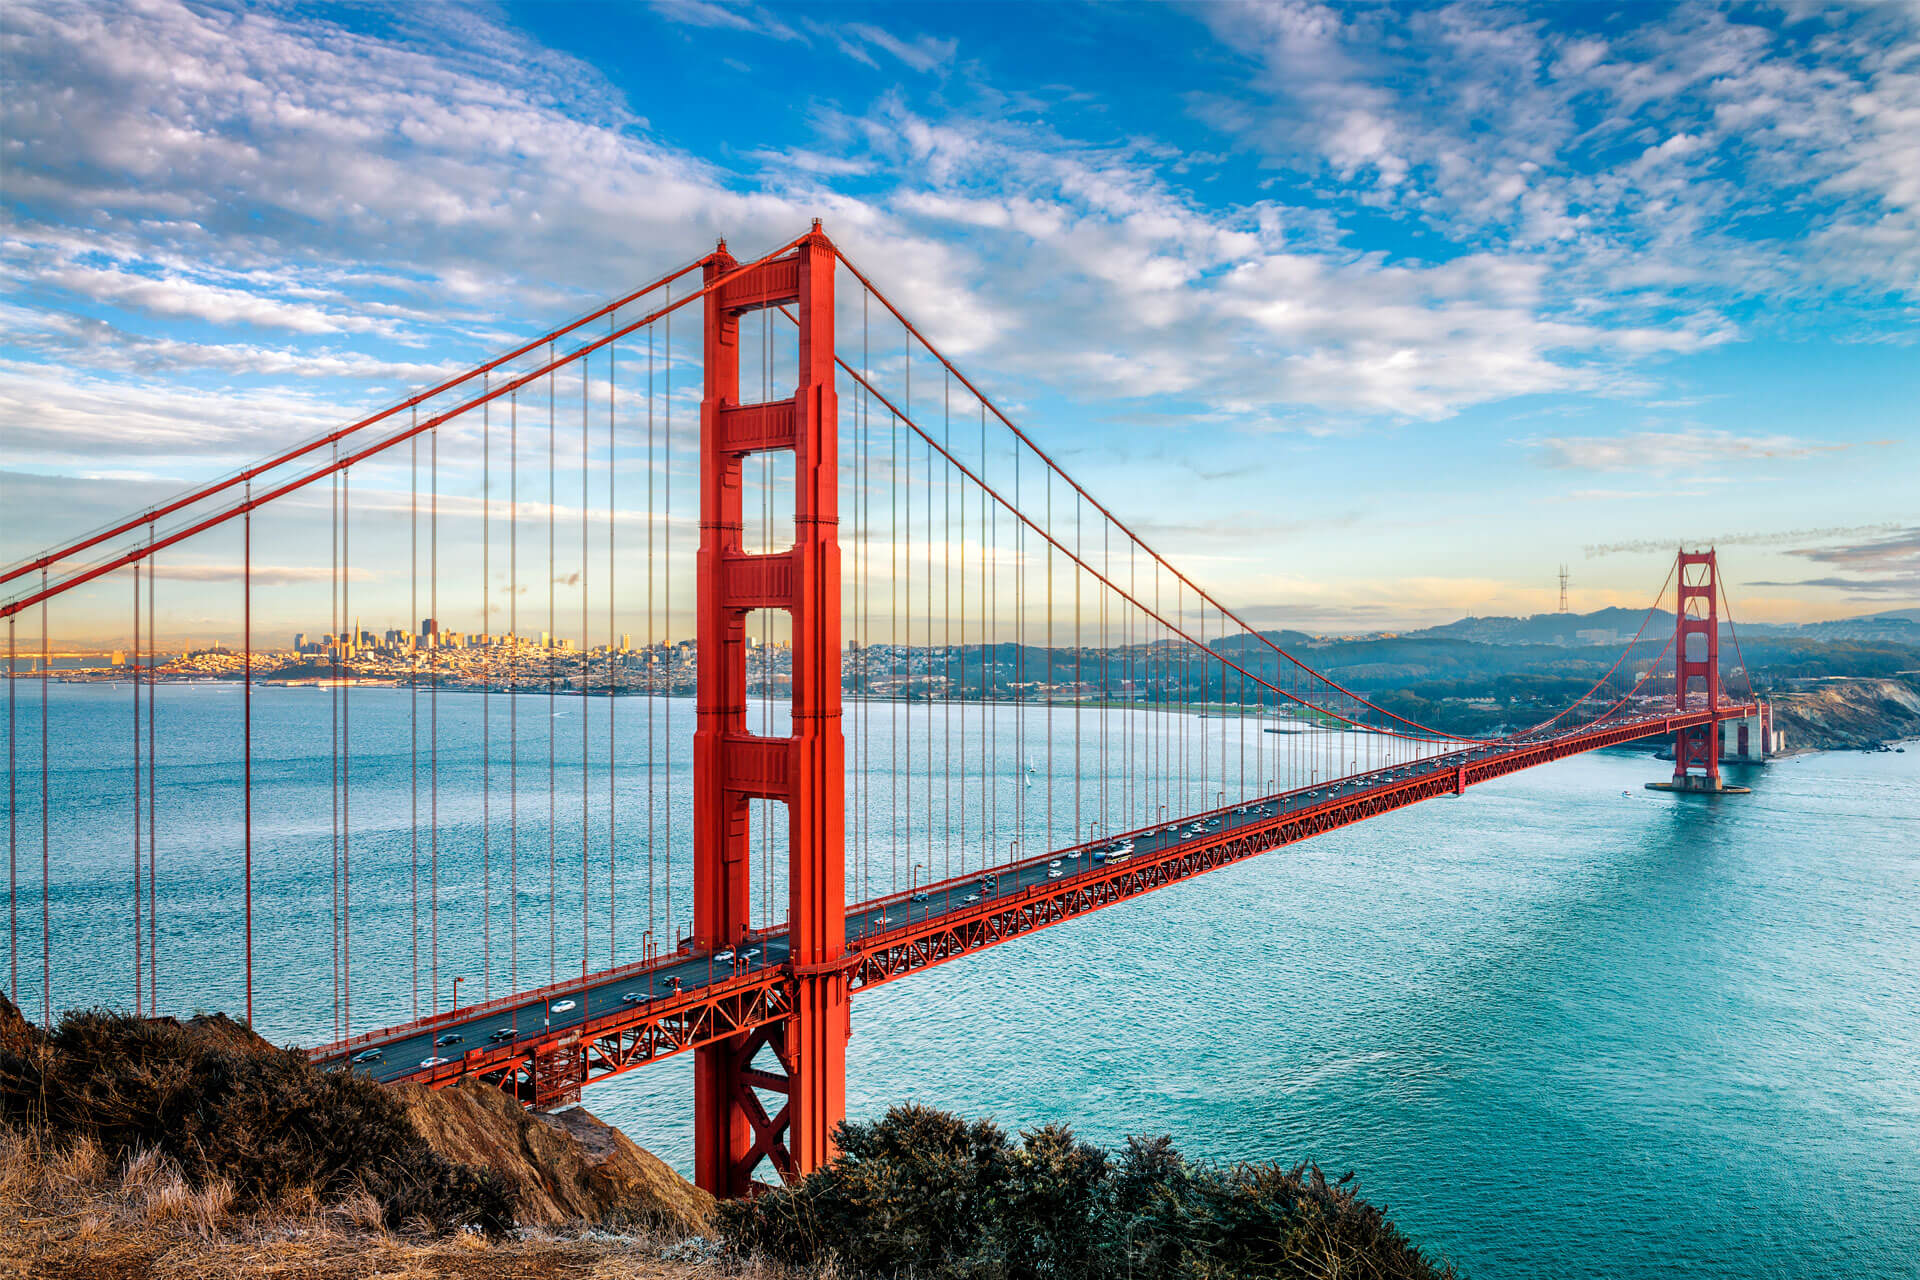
top-left (313, 706), bottom-right (1749, 1098)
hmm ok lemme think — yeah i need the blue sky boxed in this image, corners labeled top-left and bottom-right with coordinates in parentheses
top-left (2, 0), bottom-right (1916, 642)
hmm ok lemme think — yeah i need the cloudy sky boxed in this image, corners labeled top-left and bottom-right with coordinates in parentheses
top-left (3, 0), bottom-right (1916, 642)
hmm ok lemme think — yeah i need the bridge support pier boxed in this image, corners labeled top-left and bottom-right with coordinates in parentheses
top-left (693, 224), bottom-right (846, 1196)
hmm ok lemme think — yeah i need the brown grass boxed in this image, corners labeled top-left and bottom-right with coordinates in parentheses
top-left (0, 1126), bottom-right (822, 1280)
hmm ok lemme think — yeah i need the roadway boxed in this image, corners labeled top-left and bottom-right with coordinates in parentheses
top-left (322, 709), bottom-right (1697, 1085)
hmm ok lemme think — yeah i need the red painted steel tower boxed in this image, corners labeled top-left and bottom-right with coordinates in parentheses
top-left (1672, 548), bottom-right (1722, 790)
top-left (693, 223), bottom-right (848, 1195)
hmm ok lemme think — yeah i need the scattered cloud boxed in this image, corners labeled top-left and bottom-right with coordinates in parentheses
top-left (1584, 524), bottom-right (1906, 558)
top-left (1532, 430), bottom-right (1857, 472)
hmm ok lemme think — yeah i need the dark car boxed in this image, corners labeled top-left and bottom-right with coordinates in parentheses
top-left (435, 1032), bottom-right (464, 1047)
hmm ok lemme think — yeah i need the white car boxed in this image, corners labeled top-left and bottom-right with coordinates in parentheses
top-left (713, 949), bottom-right (736, 964)
top-left (1047, 868), bottom-right (1063, 879)
top-left (1048, 859), bottom-right (1062, 868)
top-left (621, 992), bottom-right (642, 1003)
top-left (963, 893), bottom-right (980, 904)
top-left (551, 999), bottom-right (576, 1013)
top-left (420, 1056), bottom-right (449, 1068)
top-left (745, 947), bottom-right (762, 960)
top-left (1066, 849), bottom-right (1084, 859)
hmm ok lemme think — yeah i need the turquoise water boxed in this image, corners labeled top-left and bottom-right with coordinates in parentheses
top-left (5, 682), bottom-right (1918, 1277)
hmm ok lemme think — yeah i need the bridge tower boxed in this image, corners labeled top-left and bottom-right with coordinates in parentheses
top-left (693, 222), bottom-right (848, 1196)
top-left (1671, 548), bottom-right (1722, 791)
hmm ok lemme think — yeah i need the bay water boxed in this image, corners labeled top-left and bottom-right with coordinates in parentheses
top-left (5, 681), bottom-right (1916, 1278)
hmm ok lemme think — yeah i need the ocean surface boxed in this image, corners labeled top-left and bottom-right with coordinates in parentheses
top-left (5, 681), bottom-right (1917, 1279)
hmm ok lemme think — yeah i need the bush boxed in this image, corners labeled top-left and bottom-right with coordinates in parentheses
top-left (720, 1104), bottom-right (1455, 1280)
top-left (0, 996), bottom-right (510, 1233)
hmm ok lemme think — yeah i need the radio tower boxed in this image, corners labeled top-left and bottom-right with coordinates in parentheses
top-left (1558, 565), bottom-right (1570, 613)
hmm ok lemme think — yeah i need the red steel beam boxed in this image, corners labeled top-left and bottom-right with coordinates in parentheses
top-left (352, 705), bottom-right (1749, 1109)
top-left (843, 707), bottom-right (1751, 991)
top-left (387, 968), bottom-right (792, 1108)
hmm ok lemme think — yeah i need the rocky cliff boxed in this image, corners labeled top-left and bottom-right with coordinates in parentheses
top-left (1768, 676), bottom-right (1920, 749)
top-left (395, 1078), bottom-right (712, 1232)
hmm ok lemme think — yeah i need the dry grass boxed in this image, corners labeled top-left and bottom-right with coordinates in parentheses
top-left (0, 1126), bottom-right (821, 1280)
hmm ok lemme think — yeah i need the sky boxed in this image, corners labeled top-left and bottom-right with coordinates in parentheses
top-left (2, 0), bottom-right (1917, 646)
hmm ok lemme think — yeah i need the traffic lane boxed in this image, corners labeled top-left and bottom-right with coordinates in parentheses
top-left (350, 940), bottom-right (793, 1081)
top-left (349, 724), bottom-right (1676, 1080)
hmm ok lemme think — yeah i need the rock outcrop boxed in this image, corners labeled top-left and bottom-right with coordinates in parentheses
top-left (395, 1079), bottom-right (713, 1232)
top-left (1769, 676), bottom-right (1920, 749)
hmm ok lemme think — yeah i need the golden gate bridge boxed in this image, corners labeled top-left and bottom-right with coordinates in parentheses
top-left (0, 222), bottom-right (1756, 1196)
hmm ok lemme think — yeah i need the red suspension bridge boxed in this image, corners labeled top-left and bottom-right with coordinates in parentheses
top-left (2, 223), bottom-right (1758, 1196)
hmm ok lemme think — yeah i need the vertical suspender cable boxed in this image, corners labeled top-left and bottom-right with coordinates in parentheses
top-left (431, 421), bottom-right (440, 1014)
top-left (582, 357), bottom-right (591, 979)
top-left (1013, 440), bottom-right (1022, 860)
top-left (862, 311), bottom-right (871, 905)
top-left (409, 421), bottom-right (419, 1019)
top-left (483, 382), bottom-right (492, 1000)
top-left (647, 329), bottom-right (656, 953)
top-left (243, 496), bottom-right (253, 1026)
top-left (608, 324), bottom-right (617, 966)
top-left (329, 469), bottom-right (339, 1037)
top-left (130, 573), bottom-right (140, 1014)
top-left (145, 547), bottom-right (155, 1015)
top-left (510, 393), bottom-right (520, 989)
top-left (342, 467), bottom-right (350, 1033)
top-left (980, 401), bottom-right (989, 866)
top-left (548, 346), bottom-right (557, 984)
top-left (664, 293), bottom-right (674, 949)
top-left (6, 616), bottom-right (14, 1008)
top-left (948, 376), bottom-right (957, 874)
top-left (40, 573), bottom-right (50, 1023)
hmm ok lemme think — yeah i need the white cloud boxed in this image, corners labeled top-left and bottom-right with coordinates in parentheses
top-left (1531, 428), bottom-right (1856, 472)
top-left (1193, 0), bottom-right (1920, 310)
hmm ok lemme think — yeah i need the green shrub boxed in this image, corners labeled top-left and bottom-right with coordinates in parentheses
top-left (721, 1106), bottom-right (1455, 1280)
top-left (0, 997), bottom-right (510, 1233)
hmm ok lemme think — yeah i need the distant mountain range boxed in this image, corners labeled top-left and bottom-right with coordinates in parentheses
top-left (1377, 607), bottom-right (1920, 648)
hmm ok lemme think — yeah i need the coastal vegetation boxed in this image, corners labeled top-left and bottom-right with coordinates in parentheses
top-left (1, 995), bottom-right (1455, 1279)
top-left (721, 1103), bottom-right (1455, 1280)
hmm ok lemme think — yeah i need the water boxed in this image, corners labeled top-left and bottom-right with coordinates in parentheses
top-left (5, 682), bottom-right (1917, 1278)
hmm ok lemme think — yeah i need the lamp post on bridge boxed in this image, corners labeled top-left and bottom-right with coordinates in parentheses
top-left (451, 975), bottom-right (464, 1013)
